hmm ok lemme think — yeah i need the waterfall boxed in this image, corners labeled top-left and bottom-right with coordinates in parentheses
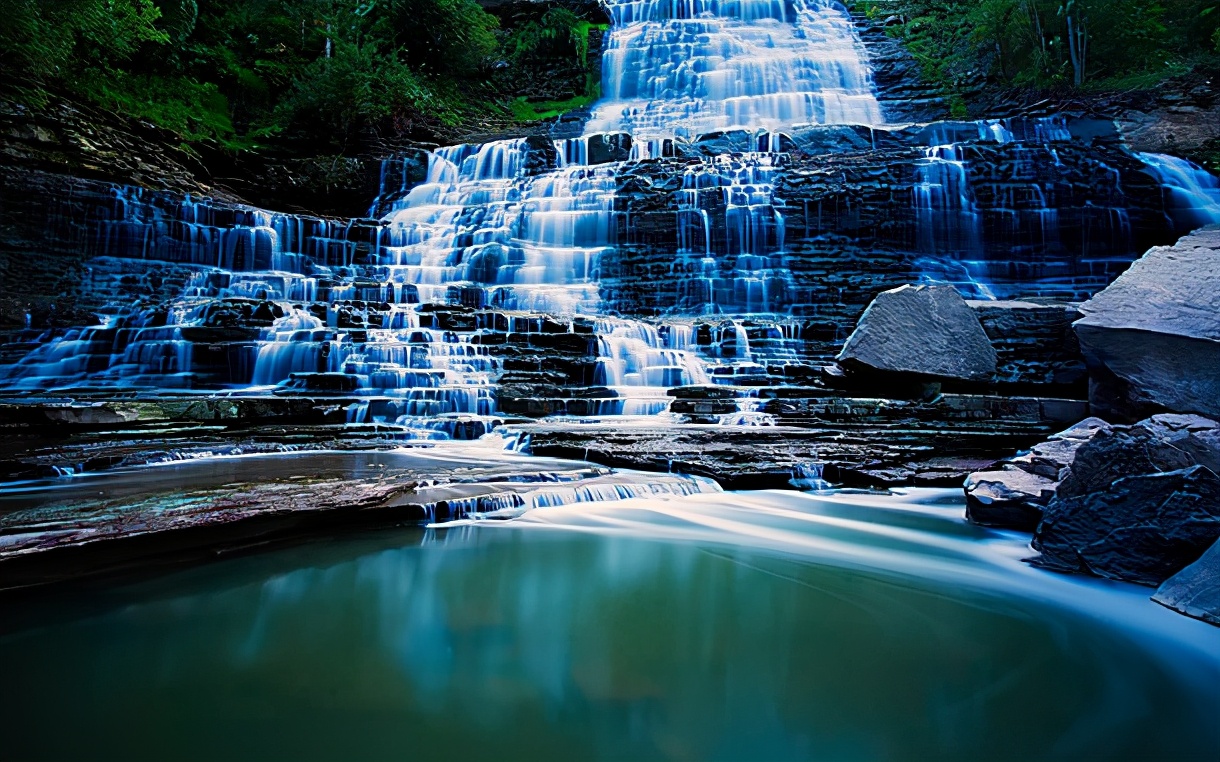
top-left (1138, 153), bottom-right (1220, 229)
top-left (586, 0), bottom-right (883, 138)
top-left (10, 0), bottom-right (1212, 447)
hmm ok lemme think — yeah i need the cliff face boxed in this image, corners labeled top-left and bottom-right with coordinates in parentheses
top-left (605, 121), bottom-right (1177, 343)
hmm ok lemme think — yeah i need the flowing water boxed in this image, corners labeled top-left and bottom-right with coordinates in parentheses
top-left (1, 487), bottom-right (1217, 760)
top-left (3, 4), bottom-right (1220, 756)
top-left (4, 0), bottom-right (1220, 424)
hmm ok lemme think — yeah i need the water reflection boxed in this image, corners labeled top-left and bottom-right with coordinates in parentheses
top-left (1, 490), bottom-right (1217, 761)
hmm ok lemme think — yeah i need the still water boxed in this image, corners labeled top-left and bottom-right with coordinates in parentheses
top-left (1, 488), bottom-right (1217, 761)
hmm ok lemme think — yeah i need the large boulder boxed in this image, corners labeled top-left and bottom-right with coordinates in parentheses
top-left (837, 285), bottom-right (997, 382)
top-left (965, 417), bottom-right (1110, 530)
top-left (1030, 414), bottom-right (1220, 586)
top-left (1074, 226), bottom-right (1220, 420)
top-left (1153, 536), bottom-right (1220, 626)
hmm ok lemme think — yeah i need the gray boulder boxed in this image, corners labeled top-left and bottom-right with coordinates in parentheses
top-left (1030, 415), bottom-right (1220, 586)
top-left (1075, 226), bottom-right (1220, 420)
top-left (1153, 536), bottom-right (1220, 626)
top-left (838, 284), bottom-right (997, 381)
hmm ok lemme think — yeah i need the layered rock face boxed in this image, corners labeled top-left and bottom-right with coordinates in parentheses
top-left (0, 117), bottom-right (1205, 487)
top-left (1075, 226), bottom-right (1220, 421)
top-left (604, 119), bottom-right (1179, 344)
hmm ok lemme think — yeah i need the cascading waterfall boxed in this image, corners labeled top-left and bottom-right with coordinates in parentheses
top-left (675, 143), bottom-right (794, 315)
top-left (356, 0), bottom-right (888, 419)
top-left (0, 0), bottom-right (955, 424)
top-left (586, 0), bottom-right (883, 138)
top-left (8, 0), bottom-right (1220, 440)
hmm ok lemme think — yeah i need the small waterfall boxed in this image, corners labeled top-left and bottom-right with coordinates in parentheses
top-left (914, 144), bottom-right (982, 256)
top-left (1138, 153), bottom-right (1220, 229)
top-left (593, 319), bottom-right (710, 415)
top-left (790, 461), bottom-right (832, 491)
top-left (676, 148), bottom-right (794, 315)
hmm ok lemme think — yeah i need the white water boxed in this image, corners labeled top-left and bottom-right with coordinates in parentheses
top-left (586, 0), bottom-right (883, 138)
top-left (1139, 153), bottom-right (1220, 228)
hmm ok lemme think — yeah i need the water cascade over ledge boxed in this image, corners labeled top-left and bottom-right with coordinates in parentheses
top-left (3, 0), bottom-right (1220, 446)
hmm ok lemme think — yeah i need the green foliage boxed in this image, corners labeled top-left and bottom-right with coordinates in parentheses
top-left (506, 9), bottom-right (604, 67)
top-left (0, 0), bottom-right (599, 153)
top-left (510, 83), bottom-right (601, 122)
top-left (0, 0), bottom-right (168, 84)
top-left (856, 0), bottom-right (1220, 101)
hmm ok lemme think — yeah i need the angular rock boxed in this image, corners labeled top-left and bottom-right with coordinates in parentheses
top-left (965, 467), bottom-right (1057, 531)
top-left (1075, 226), bottom-right (1220, 420)
top-left (1055, 415), bottom-right (1220, 500)
top-left (964, 417), bottom-right (1110, 530)
top-left (837, 284), bottom-right (997, 381)
top-left (1153, 536), bottom-right (1220, 626)
top-left (1032, 465), bottom-right (1220, 586)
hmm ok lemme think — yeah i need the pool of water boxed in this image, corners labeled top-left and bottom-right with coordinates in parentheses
top-left (1, 488), bottom-right (1217, 760)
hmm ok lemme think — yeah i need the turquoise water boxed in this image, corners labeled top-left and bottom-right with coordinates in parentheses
top-left (1, 488), bottom-right (1217, 761)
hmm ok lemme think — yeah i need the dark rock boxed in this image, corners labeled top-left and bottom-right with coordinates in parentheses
top-left (1055, 415), bottom-right (1220, 499)
top-left (1032, 465), bottom-right (1220, 585)
top-left (1075, 226), bottom-right (1220, 420)
top-left (276, 373), bottom-right (360, 393)
top-left (837, 285), bottom-right (997, 382)
top-left (968, 300), bottom-right (1086, 390)
top-left (586, 132), bottom-right (632, 165)
top-left (964, 417), bottom-right (1110, 530)
top-left (1153, 536), bottom-right (1220, 626)
top-left (964, 467), bottom-right (1057, 531)
top-left (368, 148), bottom-right (431, 218)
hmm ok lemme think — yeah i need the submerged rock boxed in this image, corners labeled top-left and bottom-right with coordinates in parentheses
top-left (837, 285), bottom-right (997, 382)
top-left (1153, 536), bottom-right (1220, 626)
top-left (1075, 226), bottom-right (1220, 420)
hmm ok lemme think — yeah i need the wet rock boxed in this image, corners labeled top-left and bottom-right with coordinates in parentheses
top-left (837, 285), bottom-right (997, 382)
top-left (1075, 226), bottom-right (1220, 420)
top-left (1054, 415), bottom-right (1220, 499)
top-left (1153, 536), bottom-right (1220, 626)
top-left (788, 124), bottom-right (890, 155)
top-left (276, 373), bottom-right (360, 393)
top-left (522, 135), bottom-right (561, 174)
top-left (964, 417), bottom-right (1110, 530)
top-left (368, 148), bottom-right (431, 218)
top-left (585, 132), bottom-right (632, 165)
top-left (1032, 465), bottom-right (1220, 585)
top-left (965, 467), bottom-right (1057, 531)
top-left (1022, 414), bottom-right (1220, 585)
